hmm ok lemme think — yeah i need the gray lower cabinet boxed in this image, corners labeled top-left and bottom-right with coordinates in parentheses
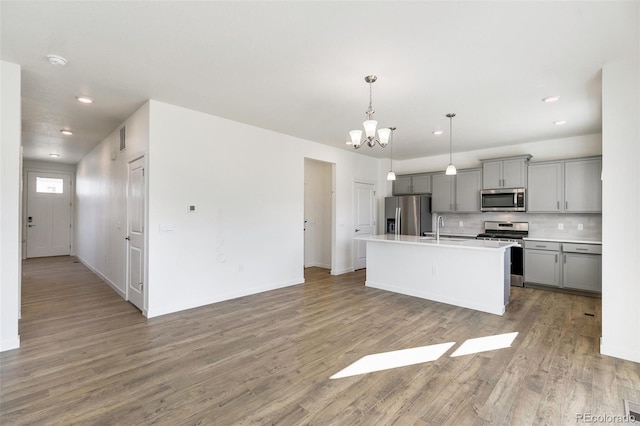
top-left (524, 241), bottom-right (561, 287)
top-left (562, 243), bottom-right (602, 292)
top-left (524, 240), bottom-right (601, 293)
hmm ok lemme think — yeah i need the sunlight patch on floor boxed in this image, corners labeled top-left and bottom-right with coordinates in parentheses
top-left (450, 332), bottom-right (519, 357)
top-left (330, 342), bottom-right (456, 379)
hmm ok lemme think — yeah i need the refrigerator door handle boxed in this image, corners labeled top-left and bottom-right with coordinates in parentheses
top-left (394, 208), bottom-right (398, 235)
top-left (397, 207), bottom-right (401, 235)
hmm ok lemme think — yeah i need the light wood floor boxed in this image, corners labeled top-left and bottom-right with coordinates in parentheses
top-left (1, 256), bottom-right (639, 425)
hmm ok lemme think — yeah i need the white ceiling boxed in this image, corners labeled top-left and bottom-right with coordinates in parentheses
top-left (1, 1), bottom-right (638, 164)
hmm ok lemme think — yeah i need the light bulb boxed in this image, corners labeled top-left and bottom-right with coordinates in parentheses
top-left (445, 164), bottom-right (457, 175)
top-left (377, 128), bottom-right (391, 146)
top-left (349, 130), bottom-right (362, 147)
top-left (363, 120), bottom-right (377, 138)
top-left (387, 171), bottom-right (396, 181)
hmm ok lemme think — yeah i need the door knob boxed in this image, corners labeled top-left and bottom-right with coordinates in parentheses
top-left (28, 224), bottom-right (36, 227)
top-left (355, 229), bottom-right (360, 232)
top-left (125, 236), bottom-right (130, 241)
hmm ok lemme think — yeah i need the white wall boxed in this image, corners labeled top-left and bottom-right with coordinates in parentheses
top-left (304, 158), bottom-right (332, 268)
top-left (601, 60), bottom-right (640, 363)
top-left (0, 60), bottom-right (21, 351)
top-left (75, 103), bottom-right (149, 298)
top-left (146, 100), bottom-right (381, 317)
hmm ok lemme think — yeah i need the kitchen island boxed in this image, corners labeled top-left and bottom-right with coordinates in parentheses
top-left (356, 234), bottom-right (515, 315)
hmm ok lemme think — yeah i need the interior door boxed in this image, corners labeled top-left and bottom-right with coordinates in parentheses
top-left (126, 157), bottom-right (145, 312)
top-left (26, 172), bottom-right (72, 258)
top-left (354, 181), bottom-right (375, 270)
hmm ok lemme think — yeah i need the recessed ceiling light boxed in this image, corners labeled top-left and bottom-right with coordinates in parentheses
top-left (75, 95), bottom-right (93, 104)
top-left (542, 96), bottom-right (560, 103)
top-left (49, 153), bottom-right (60, 158)
top-left (46, 54), bottom-right (67, 66)
top-left (553, 120), bottom-right (567, 125)
top-left (60, 129), bottom-right (73, 135)
top-left (432, 130), bottom-right (443, 135)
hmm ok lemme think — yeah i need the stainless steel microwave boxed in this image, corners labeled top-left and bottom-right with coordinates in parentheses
top-left (480, 188), bottom-right (526, 212)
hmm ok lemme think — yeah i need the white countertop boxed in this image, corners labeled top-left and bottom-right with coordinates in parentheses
top-left (524, 237), bottom-right (602, 245)
top-left (356, 234), bottom-right (515, 251)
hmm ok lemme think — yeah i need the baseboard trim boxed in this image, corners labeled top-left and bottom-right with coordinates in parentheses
top-left (0, 336), bottom-right (20, 352)
top-left (75, 255), bottom-right (126, 299)
top-left (330, 266), bottom-right (355, 276)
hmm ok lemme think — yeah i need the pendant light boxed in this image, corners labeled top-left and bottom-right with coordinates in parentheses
top-left (445, 113), bottom-right (457, 175)
top-left (386, 127), bottom-right (397, 181)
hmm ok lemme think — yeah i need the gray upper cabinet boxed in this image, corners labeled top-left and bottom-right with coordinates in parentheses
top-left (431, 169), bottom-right (481, 213)
top-left (527, 162), bottom-right (563, 212)
top-left (411, 174), bottom-right (431, 194)
top-left (482, 161), bottom-right (503, 189)
top-left (393, 175), bottom-right (413, 195)
top-left (393, 173), bottom-right (431, 195)
top-left (431, 173), bottom-right (455, 212)
top-left (527, 157), bottom-right (602, 213)
top-left (481, 155), bottom-right (531, 189)
top-left (564, 158), bottom-right (602, 213)
top-left (455, 169), bottom-right (482, 212)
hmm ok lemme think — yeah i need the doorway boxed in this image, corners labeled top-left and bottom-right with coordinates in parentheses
top-left (25, 171), bottom-right (72, 258)
top-left (126, 157), bottom-right (145, 312)
top-left (353, 181), bottom-right (375, 270)
top-left (304, 158), bottom-right (334, 271)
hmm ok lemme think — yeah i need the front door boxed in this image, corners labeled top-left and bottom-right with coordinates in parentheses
top-left (354, 181), bottom-right (375, 270)
top-left (126, 157), bottom-right (145, 312)
top-left (26, 171), bottom-right (72, 258)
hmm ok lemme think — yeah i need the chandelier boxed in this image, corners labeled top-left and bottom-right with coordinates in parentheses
top-left (349, 75), bottom-right (391, 149)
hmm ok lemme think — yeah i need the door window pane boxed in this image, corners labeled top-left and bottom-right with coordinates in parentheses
top-left (36, 177), bottom-right (64, 194)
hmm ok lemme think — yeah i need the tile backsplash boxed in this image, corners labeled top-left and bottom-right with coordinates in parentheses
top-left (433, 211), bottom-right (602, 241)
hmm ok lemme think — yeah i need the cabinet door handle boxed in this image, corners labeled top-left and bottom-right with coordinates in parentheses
top-left (535, 245), bottom-right (546, 248)
top-left (576, 248), bottom-right (588, 251)
top-left (565, 201), bottom-right (568, 210)
top-left (557, 201), bottom-right (560, 210)
top-left (564, 254), bottom-right (566, 264)
top-left (555, 254), bottom-right (558, 263)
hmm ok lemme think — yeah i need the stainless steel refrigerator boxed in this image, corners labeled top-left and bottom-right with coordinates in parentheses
top-left (385, 195), bottom-right (432, 236)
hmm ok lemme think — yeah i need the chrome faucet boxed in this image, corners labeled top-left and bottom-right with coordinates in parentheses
top-left (437, 216), bottom-right (445, 241)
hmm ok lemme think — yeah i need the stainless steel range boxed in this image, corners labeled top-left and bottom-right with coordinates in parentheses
top-left (477, 221), bottom-right (529, 287)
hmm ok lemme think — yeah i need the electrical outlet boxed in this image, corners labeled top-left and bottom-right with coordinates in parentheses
top-left (432, 266), bottom-right (438, 276)
top-left (459, 220), bottom-right (464, 227)
top-left (578, 224), bottom-right (584, 231)
top-left (558, 223), bottom-right (564, 230)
